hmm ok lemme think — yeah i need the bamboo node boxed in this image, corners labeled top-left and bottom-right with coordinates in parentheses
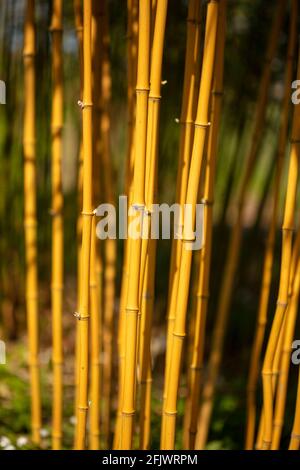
top-left (49, 208), bottom-right (62, 217)
top-left (291, 433), bottom-right (300, 440)
top-left (73, 311), bottom-right (89, 321)
top-left (290, 138), bottom-right (300, 144)
top-left (142, 291), bottom-right (152, 300)
top-left (196, 293), bottom-right (209, 300)
top-left (164, 410), bottom-right (177, 416)
top-left (49, 25), bottom-right (63, 33)
top-left (81, 210), bottom-right (95, 216)
top-left (195, 121), bottom-right (211, 129)
top-left (77, 100), bottom-right (93, 109)
top-left (201, 197), bottom-right (214, 206)
top-left (190, 364), bottom-right (203, 371)
top-left (276, 300), bottom-right (287, 308)
top-left (78, 405), bottom-right (89, 411)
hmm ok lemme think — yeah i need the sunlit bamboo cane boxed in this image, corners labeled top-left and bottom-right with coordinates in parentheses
top-left (289, 340), bottom-right (300, 450)
top-left (50, 0), bottom-right (64, 450)
top-left (245, 0), bottom-right (297, 450)
top-left (88, 0), bottom-right (104, 449)
top-left (261, 44), bottom-right (300, 451)
top-left (161, 0), bottom-right (219, 450)
top-left (120, 0), bottom-right (151, 449)
top-left (76, 0), bottom-right (94, 450)
top-left (23, 0), bottom-right (41, 445)
top-left (196, 0), bottom-right (286, 450)
top-left (138, 0), bottom-right (168, 449)
top-left (162, 0), bottom-right (201, 443)
top-left (184, 0), bottom-right (227, 450)
top-left (96, 1), bottom-right (117, 447)
top-left (114, 0), bottom-right (138, 449)
top-left (271, 229), bottom-right (300, 449)
top-left (73, 0), bottom-right (83, 442)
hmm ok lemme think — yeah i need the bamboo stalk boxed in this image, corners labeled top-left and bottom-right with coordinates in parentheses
top-left (161, 0), bottom-right (219, 450)
top-left (73, 0), bottom-right (83, 443)
top-left (120, 0), bottom-right (151, 449)
top-left (245, 0), bottom-right (297, 450)
top-left (271, 235), bottom-right (300, 449)
top-left (138, 0), bottom-right (168, 449)
top-left (88, 0), bottom-right (104, 449)
top-left (97, 1), bottom-right (116, 447)
top-left (289, 346), bottom-right (300, 450)
top-left (195, 0), bottom-right (286, 450)
top-left (162, 0), bottom-right (201, 443)
top-left (261, 44), bottom-right (300, 451)
top-left (50, 0), bottom-right (64, 450)
top-left (23, 0), bottom-right (41, 445)
top-left (113, 0), bottom-right (138, 450)
top-left (185, 0), bottom-right (227, 450)
top-left (75, 0), bottom-right (94, 450)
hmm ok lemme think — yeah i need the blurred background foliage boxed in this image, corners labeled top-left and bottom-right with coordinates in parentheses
top-left (0, 0), bottom-right (299, 449)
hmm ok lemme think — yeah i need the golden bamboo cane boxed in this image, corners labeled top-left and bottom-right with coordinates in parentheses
top-left (88, 0), bottom-right (104, 449)
top-left (114, 0), bottom-right (138, 449)
top-left (271, 231), bottom-right (300, 449)
top-left (23, 0), bottom-right (41, 445)
top-left (50, 0), bottom-right (64, 450)
top-left (195, 0), bottom-right (286, 450)
top-left (260, 44), bottom-right (300, 451)
top-left (138, 0), bottom-right (168, 449)
top-left (185, 0), bottom-right (227, 450)
top-left (120, 0), bottom-right (151, 450)
top-left (161, 0), bottom-right (219, 450)
top-left (245, 0), bottom-right (297, 450)
top-left (162, 0), bottom-right (201, 443)
top-left (96, 1), bottom-right (116, 447)
top-left (73, 0), bottom-right (83, 441)
top-left (75, 0), bottom-right (94, 450)
top-left (289, 346), bottom-right (300, 450)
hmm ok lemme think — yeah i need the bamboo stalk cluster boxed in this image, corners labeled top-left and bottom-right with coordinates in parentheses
top-left (19, 0), bottom-right (300, 451)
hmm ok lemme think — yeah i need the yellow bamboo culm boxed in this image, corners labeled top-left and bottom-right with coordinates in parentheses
top-left (161, 0), bottom-right (219, 450)
top-left (185, 0), bottom-right (227, 450)
top-left (260, 45), bottom-right (300, 451)
top-left (23, 0), bottom-right (41, 446)
top-left (120, 0), bottom-right (151, 450)
top-left (271, 229), bottom-right (300, 449)
top-left (196, 0), bottom-right (286, 450)
top-left (75, 0), bottom-right (94, 450)
top-left (113, 0), bottom-right (138, 449)
top-left (245, 0), bottom-right (297, 450)
top-left (88, 0), bottom-right (104, 449)
top-left (96, 0), bottom-right (117, 447)
top-left (50, 0), bottom-right (64, 450)
top-left (138, 0), bottom-right (168, 449)
top-left (289, 333), bottom-right (300, 450)
top-left (73, 0), bottom-right (83, 441)
top-left (162, 2), bottom-right (201, 437)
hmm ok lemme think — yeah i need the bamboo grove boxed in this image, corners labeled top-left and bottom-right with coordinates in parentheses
top-left (1, 0), bottom-right (300, 451)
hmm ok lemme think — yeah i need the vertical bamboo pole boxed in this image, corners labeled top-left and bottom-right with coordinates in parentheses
top-left (120, 0), bottom-right (151, 450)
top-left (76, 0), bottom-right (94, 450)
top-left (271, 233), bottom-right (300, 449)
top-left (114, 0), bottom-right (138, 449)
top-left (97, 1), bottom-right (116, 447)
top-left (289, 357), bottom-right (300, 450)
top-left (23, 0), bottom-right (41, 445)
top-left (196, 0), bottom-right (286, 450)
top-left (161, 0), bottom-right (219, 450)
top-left (138, 0), bottom-right (168, 449)
top-left (88, 0), bottom-right (103, 449)
top-left (261, 45), bottom-right (300, 451)
top-left (162, 0), bottom-right (201, 442)
top-left (73, 0), bottom-right (83, 441)
top-left (50, 0), bottom-right (64, 450)
top-left (245, 0), bottom-right (297, 449)
top-left (186, 0), bottom-right (226, 450)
